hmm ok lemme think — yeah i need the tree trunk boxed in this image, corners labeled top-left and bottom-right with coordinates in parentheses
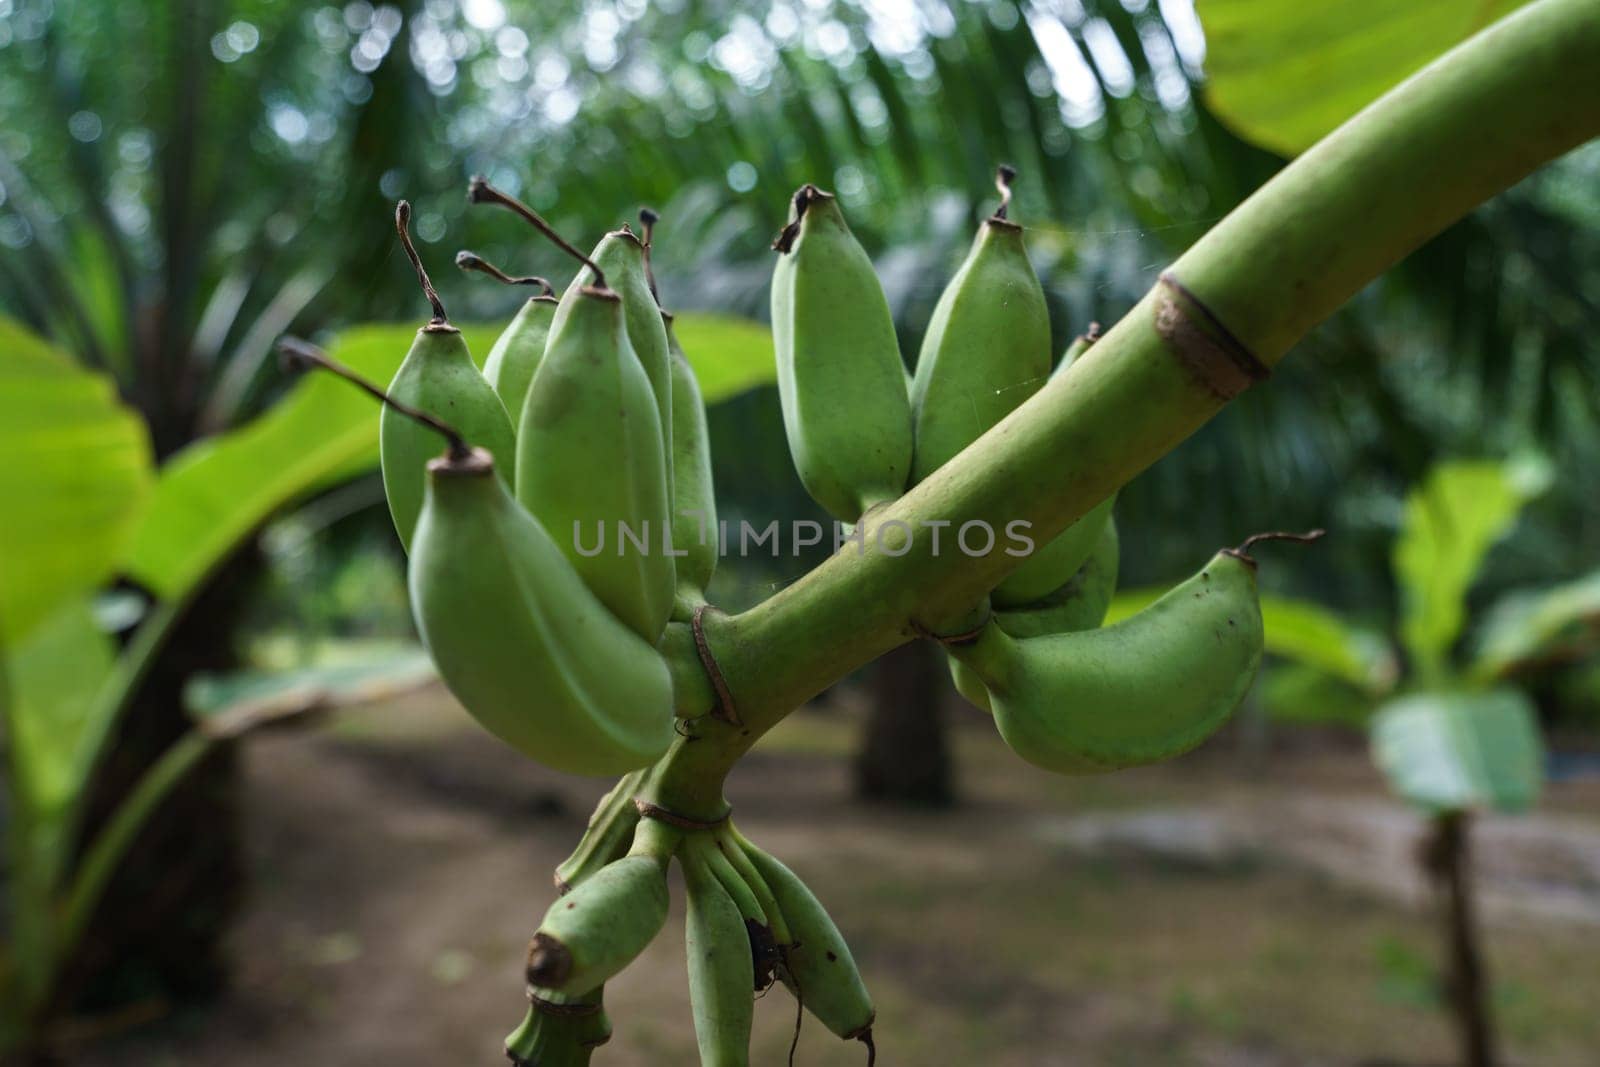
top-left (854, 641), bottom-right (953, 807)
top-left (50, 546), bottom-right (261, 1022)
top-left (1425, 811), bottom-right (1497, 1067)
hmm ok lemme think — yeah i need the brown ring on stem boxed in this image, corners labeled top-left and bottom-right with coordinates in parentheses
top-left (454, 250), bottom-right (554, 297)
top-left (692, 604), bottom-right (743, 726)
top-left (525, 990), bottom-right (604, 1018)
top-left (1222, 527), bottom-right (1327, 567)
top-left (395, 200), bottom-right (449, 326)
top-left (276, 336), bottom-right (472, 462)
top-left (1153, 271), bottom-right (1270, 400)
top-left (910, 611), bottom-right (990, 648)
top-left (632, 798), bottom-right (728, 831)
top-left (467, 175), bottom-right (608, 291)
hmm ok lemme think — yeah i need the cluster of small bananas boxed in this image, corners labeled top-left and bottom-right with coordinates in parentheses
top-left (773, 166), bottom-right (1302, 776)
top-left (282, 164), bottom-right (1313, 1065)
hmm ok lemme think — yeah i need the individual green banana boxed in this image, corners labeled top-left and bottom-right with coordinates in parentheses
top-left (559, 225), bottom-right (673, 477)
top-left (554, 769), bottom-right (646, 894)
top-left (909, 165), bottom-right (1051, 483)
top-left (409, 448), bottom-right (674, 775)
top-left (470, 177), bottom-right (676, 641)
top-left (380, 202), bottom-right (515, 552)
top-left (526, 850), bottom-right (671, 996)
top-left (665, 313), bottom-right (719, 617)
top-left (737, 832), bottom-right (875, 1049)
top-left (949, 517), bottom-right (1119, 714)
top-left (683, 844), bottom-right (755, 1067)
top-left (992, 493), bottom-right (1115, 608)
top-left (456, 251), bottom-right (559, 427)
top-left (770, 184), bottom-right (913, 521)
top-left (952, 537), bottom-right (1323, 774)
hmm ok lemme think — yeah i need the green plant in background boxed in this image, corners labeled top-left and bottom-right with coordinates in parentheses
top-left (1230, 456), bottom-right (1599, 1067)
top-left (260, 4), bottom-right (1597, 1063)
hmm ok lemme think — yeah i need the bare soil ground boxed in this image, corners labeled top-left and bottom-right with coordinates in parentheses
top-left (58, 688), bottom-right (1600, 1067)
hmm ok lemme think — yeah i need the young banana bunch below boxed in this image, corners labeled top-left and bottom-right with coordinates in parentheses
top-left (771, 184), bottom-right (913, 523)
top-left (951, 531), bottom-right (1322, 773)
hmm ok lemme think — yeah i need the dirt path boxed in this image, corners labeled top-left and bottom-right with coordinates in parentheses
top-left (62, 691), bottom-right (1600, 1066)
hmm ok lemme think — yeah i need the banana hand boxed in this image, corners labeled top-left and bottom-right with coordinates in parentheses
top-left (409, 449), bottom-right (674, 776)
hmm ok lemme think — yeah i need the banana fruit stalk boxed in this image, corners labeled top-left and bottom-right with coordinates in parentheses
top-left (665, 314), bottom-right (719, 616)
top-left (953, 546), bottom-right (1266, 773)
top-left (771, 184), bottom-right (912, 521)
top-left (505, 987), bottom-right (610, 1067)
top-left (909, 166), bottom-right (1051, 483)
top-left (408, 448), bottom-right (674, 776)
top-left (483, 291), bottom-right (559, 427)
top-left (516, 283), bottom-right (676, 642)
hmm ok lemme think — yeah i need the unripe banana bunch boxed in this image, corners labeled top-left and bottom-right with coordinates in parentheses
top-left (951, 531), bottom-right (1322, 773)
top-left (279, 275), bottom-right (677, 778)
top-left (771, 184), bottom-right (914, 522)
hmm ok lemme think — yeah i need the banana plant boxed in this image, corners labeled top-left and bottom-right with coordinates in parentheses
top-left (0, 311), bottom-right (772, 1054)
top-left (1198, 456), bottom-right (1600, 1067)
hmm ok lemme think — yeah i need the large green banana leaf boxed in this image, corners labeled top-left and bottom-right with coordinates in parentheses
top-left (1199, 0), bottom-right (1533, 156)
top-left (1392, 457), bottom-right (1550, 683)
top-left (0, 317), bottom-right (152, 647)
top-left (1469, 569), bottom-right (1600, 682)
top-left (1370, 689), bottom-right (1543, 814)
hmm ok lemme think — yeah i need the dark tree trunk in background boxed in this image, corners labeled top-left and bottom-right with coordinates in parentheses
top-left (855, 641), bottom-right (954, 807)
top-left (1424, 812), bottom-right (1497, 1067)
top-left (52, 546), bottom-right (261, 1021)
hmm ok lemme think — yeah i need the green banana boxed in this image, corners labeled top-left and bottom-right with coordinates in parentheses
top-left (554, 769), bottom-right (646, 894)
top-left (526, 850), bottom-right (671, 996)
top-left (909, 165), bottom-right (1051, 483)
top-left (408, 448), bottom-right (674, 776)
top-left (457, 253), bottom-right (558, 427)
top-left (469, 177), bottom-right (676, 641)
top-left (683, 844), bottom-right (755, 1067)
top-left (953, 543), bottom-right (1273, 774)
top-left (770, 184), bottom-right (913, 521)
top-left (949, 517), bottom-right (1119, 714)
top-left (992, 493), bottom-right (1115, 608)
top-left (737, 831), bottom-right (875, 1048)
top-left (380, 203), bottom-right (515, 552)
top-left (665, 313), bottom-right (719, 616)
top-left (559, 226), bottom-right (673, 477)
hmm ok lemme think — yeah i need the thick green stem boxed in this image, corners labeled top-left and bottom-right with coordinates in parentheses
top-left (635, 0), bottom-right (1600, 821)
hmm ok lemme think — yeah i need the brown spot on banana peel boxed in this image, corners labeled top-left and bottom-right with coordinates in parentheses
top-left (772, 183), bottom-right (827, 253)
top-left (1153, 272), bottom-right (1270, 401)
